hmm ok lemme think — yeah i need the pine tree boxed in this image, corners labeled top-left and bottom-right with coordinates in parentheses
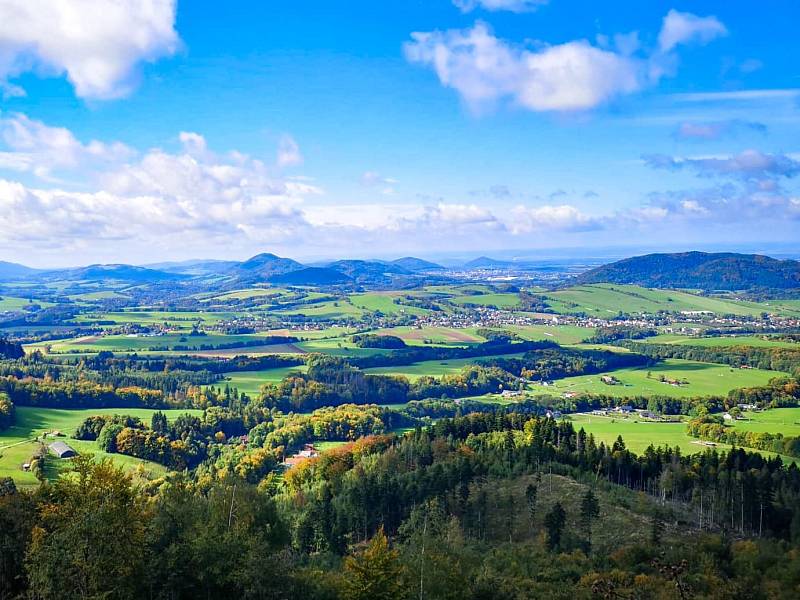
top-left (580, 488), bottom-right (600, 552)
top-left (525, 483), bottom-right (538, 527)
top-left (544, 502), bottom-right (566, 551)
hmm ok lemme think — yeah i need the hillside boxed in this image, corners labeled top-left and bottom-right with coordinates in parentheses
top-left (326, 259), bottom-right (410, 285)
top-left (463, 256), bottom-right (514, 269)
top-left (391, 257), bottom-right (444, 272)
top-left (269, 266), bottom-right (351, 285)
top-left (573, 251), bottom-right (800, 291)
top-left (0, 261), bottom-right (38, 280)
top-left (233, 253), bottom-right (305, 280)
top-left (44, 264), bottom-right (184, 283)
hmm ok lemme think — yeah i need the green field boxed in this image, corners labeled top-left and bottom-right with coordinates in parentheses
top-left (215, 365), bottom-right (309, 396)
top-left (727, 407), bottom-right (800, 436)
top-left (364, 352), bottom-right (526, 381)
top-left (567, 413), bottom-right (798, 463)
top-left (642, 334), bottom-right (800, 349)
top-left (72, 310), bottom-right (242, 328)
top-left (349, 292), bottom-right (432, 316)
top-left (567, 413), bottom-right (697, 454)
top-left (449, 292), bottom-right (521, 308)
top-left (543, 284), bottom-right (773, 317)
top-left (275, 299), bottom-right (367, 319)
top-left (0, 407), bottom-right (202, 486)
top-left (528, 359), bottom-right (784, 398)
top-left (28, 332), bottom-right (285, 353)
top-left (0, 296), bottom-right (54, 311)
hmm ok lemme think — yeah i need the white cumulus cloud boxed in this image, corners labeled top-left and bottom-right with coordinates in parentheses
top-left (0, 113), bottom-right (133, 179)
top-left (510, 204), bottom-right (599, 233)
top-left (406, 11), bottom-right (728, 113)
top-left (0, 0), bottom-right (179, 99)
top-left (658, 9), bottom-right (727, 52)
top-left (404, 22), bottom-right (643, 112)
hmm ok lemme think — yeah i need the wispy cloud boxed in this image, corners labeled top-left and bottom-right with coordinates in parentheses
top-left (452, 0), bottom-right (548, 13)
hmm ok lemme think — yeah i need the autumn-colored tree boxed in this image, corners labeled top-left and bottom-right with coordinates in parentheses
top-left (343, 527), bottom-right (405, 600)
top-left (24, 455), bottom-right (148, 600)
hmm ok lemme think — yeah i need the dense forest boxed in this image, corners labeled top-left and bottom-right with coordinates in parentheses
top-left (573, 251), bottom-right (800, 292)
top-left (4, 410), bottom-right (800, 599)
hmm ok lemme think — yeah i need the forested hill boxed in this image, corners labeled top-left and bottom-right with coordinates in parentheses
top-left (572, 251), bottom-right (800, 291)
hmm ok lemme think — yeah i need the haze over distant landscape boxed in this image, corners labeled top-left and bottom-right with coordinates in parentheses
top-left (5, 3), bottom-right (800, 600)
top-left (0, 1), bottom-right (798, 266)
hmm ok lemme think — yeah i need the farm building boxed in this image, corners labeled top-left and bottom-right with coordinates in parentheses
top-left (49, 441), bottom-right (77, 459)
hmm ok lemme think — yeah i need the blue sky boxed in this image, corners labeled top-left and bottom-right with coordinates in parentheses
top-left (0, 0), bottom-right (798, 266)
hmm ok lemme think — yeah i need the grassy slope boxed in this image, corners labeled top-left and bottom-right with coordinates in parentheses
top-left (363, 352), bottom-right (527, 381)
top-left (527, 359), bottom-right (783, 399)
top-left (567, 413), bottom-right (799, 463)
top-left (543, 284), bottom-right (772, 317)
top-left (213, 365), bottom-right (309, 397)
top-left (727, 407), bottom-right (800, 436)
top-left (642, 334), bottom-right (800, 349)
top-left (0, 407), bottom-right (202, 486)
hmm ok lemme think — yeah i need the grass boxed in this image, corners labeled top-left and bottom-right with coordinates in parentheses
top-left (527, 359), bottom-right (784, 398)
top-left (28, 332), bottom-right (291, 354)
top-left (370, 326), bottom-right (484, 346)
top-left (449, 292), bottom-right (521, 308)
top-left (727, 407), bottom-right (800, 436)
top-left (543, 284), bottom-right (773, 317)
top-left (363, 352), bottom-right (526, 381)
top-left (349, 293), bottom-right (432, 316)
top-left (72, 310), bottom-right (243, 328)
top-left (67, 291), bottom-right (130, 301)
top-left (275, 299), bottom-right (367, 319)
top-left (212, 365), bottom-right (309, 396)
top-left (296, 337), bottom-right (392, 357)
top-left (0, 296), bottom-right (54, 311)
top-left (0, 407), bottom-right (202, 487)
top-left (641, 334), bottom-right (800, 349)
top-left (566, 413), bottom-right (798, 463)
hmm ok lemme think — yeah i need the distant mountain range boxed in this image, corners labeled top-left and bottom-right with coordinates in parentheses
top-left (0, 261), bottom-right (39, 279)
top-left (3, 251), bottom-right (798, 291)
top-left (463, 256), bottom-right (515, 269)
top-left (573, 252), bottom-right (800, 291)
top-left (45, 264), bottom-right (187, 283)
top-left (390, 257), bottom-right (445, 272)
top-left (0, 253), bottom-right (449, 286)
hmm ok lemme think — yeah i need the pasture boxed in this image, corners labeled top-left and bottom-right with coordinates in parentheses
top-left (0, 407), bottom-right (202, 486)
top-left (349, 292), bottom-right (432, 316)
top-left (214, 365), bottom-right (309, 397)
top-left (567, 413), bottom-right (799, 463)
top-left (728, 407), bottom-right (800, 437)
top-left (449, 292), bottom-right (521, 308)
top-left (641, 334), bottom-right (800, 349)
top-left (0, 296), bottom-right (54, 311)
top-left (542, 284), bottom-right (771, 317)
top-left (275, 299), bottom-right (366, 319)
top-left (363, 352), bottom-right (526, 381)
top-left (27, 332), bottom-right (286, 353)
top-left (527, 359), bottom-right (784, 398)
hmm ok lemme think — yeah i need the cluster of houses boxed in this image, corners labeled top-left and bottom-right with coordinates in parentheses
top-left (588, 406), bottom-right (663, 421)
top-left (281, 443), bottom-right (320, 468)
top-left (723, 403), bottom-right (761, 421)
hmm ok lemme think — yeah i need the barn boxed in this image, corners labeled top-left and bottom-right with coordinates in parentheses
top-left (49, 441), bottom-right (77, 459)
